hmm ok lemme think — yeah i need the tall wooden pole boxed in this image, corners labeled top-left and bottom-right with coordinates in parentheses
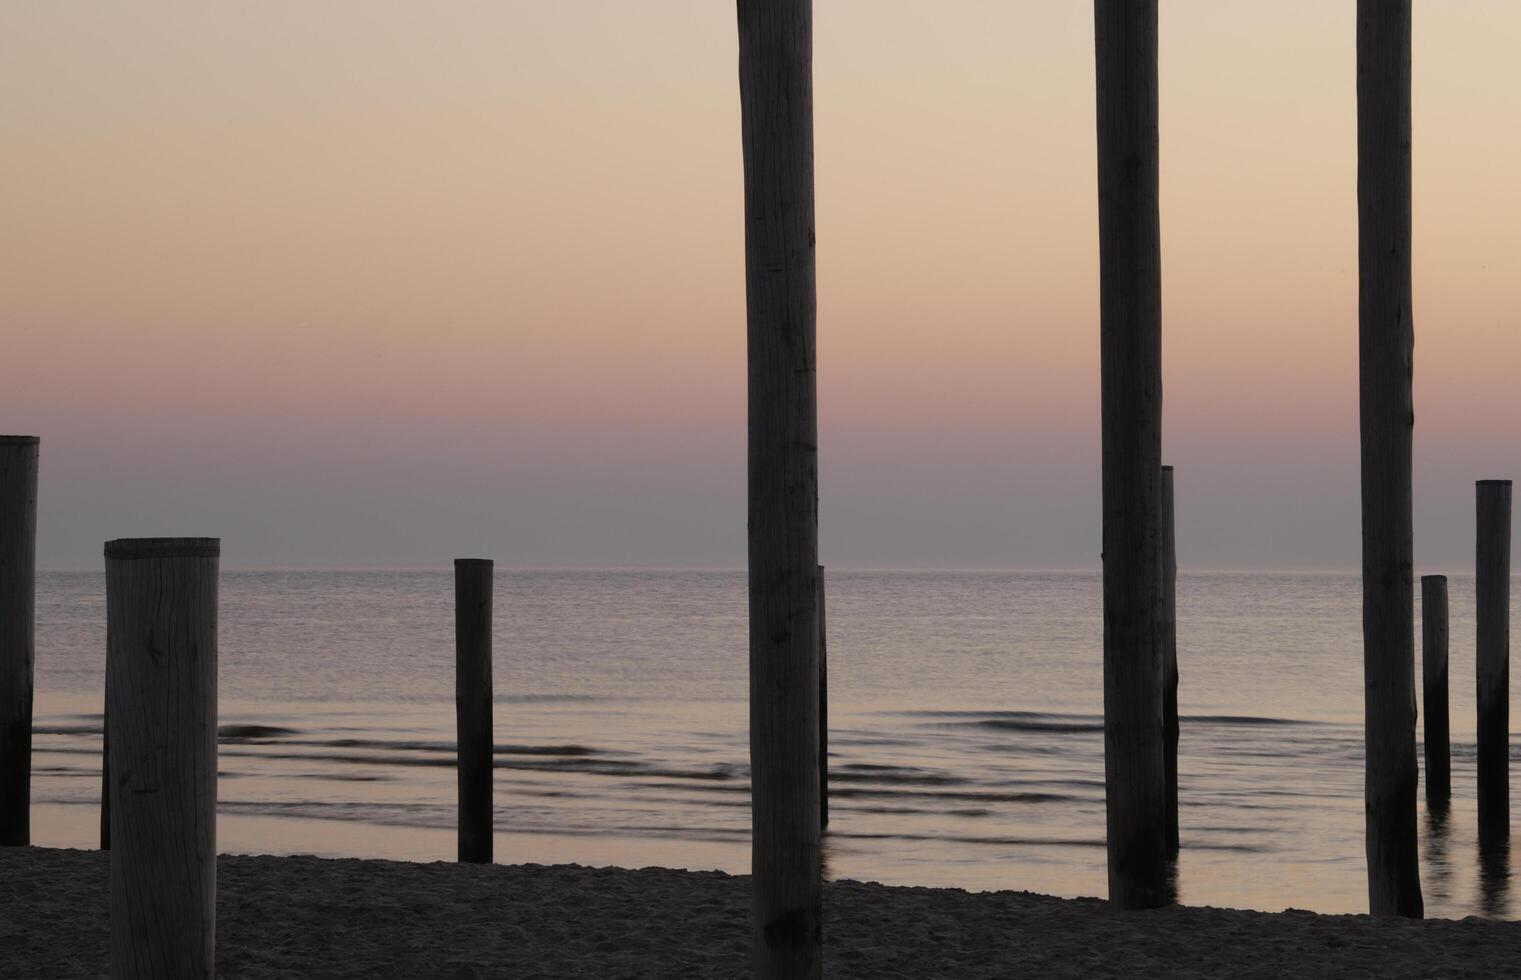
top-left (818, 564), bottom-right (829, 831)
top-left (1161, 465), bottom-right (1179, 857)
top-left (738, 0), bottom-right (821, 973)
top-left (106, 537), bottom-right (219, 979)
top-left (455, 558), bottom-right (494, 864)
top-left (0, 436), bottom-right (38, 847)
top-left (1476, 480), bottom-right (1511, 842)
top-left (1420, 575), bottom-right (1450, 810)
top-left (1094, 0), bottom-right (1168, 909)
top-left (1356, 0), bottom-right (1422, 918)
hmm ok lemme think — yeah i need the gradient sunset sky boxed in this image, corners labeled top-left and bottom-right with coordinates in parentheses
top-left (4, 2), bottom-right (1518, 569)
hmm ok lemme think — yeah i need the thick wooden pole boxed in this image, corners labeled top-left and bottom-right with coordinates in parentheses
top-left (106, 537), bottom-right (218, 979)
top-left (738, 0), bottom-right (821, 973)
top-left (455, 558), bottom-right (494, 864)
top-left (0, 435), bottom-right (38, 847)
top-left (1094, 0), bottom-right (1168, 909)
top-left (1161, 465), bottom-right (1179, 856)
top-left (1420, 575), bottom-right (1450, 810)
top-left (818, 565), bottom-right (828, 831)
top-left (1356, 0), bottom-right (1422, 918)
top-left (1476, 480), bottom-right (1511, 841)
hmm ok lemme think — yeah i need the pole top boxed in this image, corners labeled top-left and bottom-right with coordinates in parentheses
top-left (105, 538), bottom-right (221, 560)
top-left (1421, 574), bottom-right (1448, 583)
top-left (1161, 464), bottom-right (1173, 472)
top-left (0, 435), bottom-right (40, 446)
top-left (1477, 479), bottom-right (1513, 487)
top-left (454, 558), bottom-right (494, 567)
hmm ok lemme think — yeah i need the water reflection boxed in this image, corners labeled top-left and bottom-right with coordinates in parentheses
top-left (1478, 824), bottom-right (1511, 918)
top-left (1423, 803), bottom-right (1452, 908)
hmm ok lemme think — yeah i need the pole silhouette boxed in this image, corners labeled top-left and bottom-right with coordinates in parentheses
top-left (738, 0), bottom-right (821, 972)
top-left (1356, 0), bottom-right (1422, 918)
top-left (1094, 0), bottom-right (1168, 909)
top-left (0, 436), bottom-right (38, 847)
top-left (455, 558), bottom-right (494, 864)
top-left (1161, 465), bottom-right (1179, 857)
top-left (1476, 480), bottom-right (1510, 842)
top-left (818, 565), bottom-right (828, 831)
top-left (1420, 575), bottom-right (1449, 810)
top-left (106, 537), bottom-right (219, 978)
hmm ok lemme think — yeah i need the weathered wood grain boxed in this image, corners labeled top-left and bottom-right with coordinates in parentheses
top-left (106, 537), bottom-right (219, 978)
top-left (1094, 0), bottom-right (1169, 909)
top-left (818, 565), bottom-right (829, 831)
top-left (455, 558), bottom-right (494, 865)
top-left (1356, 0), bottom-right (1422, 918)
top-left (738, 0), bottom-right (822, 973)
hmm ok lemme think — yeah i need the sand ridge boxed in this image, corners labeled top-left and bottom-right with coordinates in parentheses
top-left (3, 847), bottom-right (1518, 978)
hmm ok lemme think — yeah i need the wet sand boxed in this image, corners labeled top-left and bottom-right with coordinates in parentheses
top-left (3, 846), bottom-right (1518, 978)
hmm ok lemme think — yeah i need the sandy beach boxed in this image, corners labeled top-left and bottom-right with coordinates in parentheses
top-left (2, 847), bottom-right (1518, 978)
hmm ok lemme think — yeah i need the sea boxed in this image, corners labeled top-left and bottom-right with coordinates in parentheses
top-left (28, 569), bottom-right (1520, 919)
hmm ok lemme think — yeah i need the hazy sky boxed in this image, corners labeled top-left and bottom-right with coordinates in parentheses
top-left (3, 2), bottom-right (1518, 569)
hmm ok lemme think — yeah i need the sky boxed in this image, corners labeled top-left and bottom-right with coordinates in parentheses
top-left (2, 2), bottom-right (1518, 570)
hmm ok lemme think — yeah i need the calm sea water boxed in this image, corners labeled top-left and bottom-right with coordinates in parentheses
top-left (28, 570), bottom-right (1521, 918)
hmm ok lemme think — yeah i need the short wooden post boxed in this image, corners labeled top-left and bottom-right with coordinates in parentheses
top-left (1161, 465), bottom-right (1179, 856)
top-left (106, 537), bottom-right (219, 980)
top-left (1356, 0), bottom-right (1422, 918)
top-left (818, 565), bottom-right (828, 831)
top-left (1476, 480), bottom-right (1511, 840)
top-left (454, 558), bottom-right (494, 864)
top-left (1420, 575), bottom-right (1450, 809)
top-left (0, 435), bottom-right (38, 847)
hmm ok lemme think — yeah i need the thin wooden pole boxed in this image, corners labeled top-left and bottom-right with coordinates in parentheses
top-left (1420, 575), bottom-right (1450, 810)
top-left (106, 537), bottom-right (219, 979)
top-left (818, 565), bottom-right (828, 831)
top-left (1161, 465), bottom-right (1179, 857)
top-left (1094, 0), bottom-right (1168, 909)
top-left (455, 558), bottom-right (494, 864)
top-left (1476, 480), bottom-right (1511, 842)
top-left (738, 0), bottom-right (822, 972)
top-left (0, 435), bottom-right (38, 847)
top-left (100, 705), bottom-right (110, 850)
top-left (1356, 0), bottom-right (1422, 917)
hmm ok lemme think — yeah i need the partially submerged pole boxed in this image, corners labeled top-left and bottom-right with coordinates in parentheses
top-left (1356, 0), bottom-right (1422, 917)
top-left (0, 435), bottom-right (38, 847)
top-left (1420, 575), bottom-right (1450, 810)
top-left (106, 537), bottom-right (219, 978)
top-left (1094, 0), bottom-right (1169, 908)
top-left (1161, 465), bottom-right (1179, 857)
top-left (455, 558), bottom-right (494, 864)
top-left (818, 565), bottom-right (828, 831)
top-left (737, 0), bottom-right (822, 972)
top-left (1476, 480), bottom-right (1511, 841)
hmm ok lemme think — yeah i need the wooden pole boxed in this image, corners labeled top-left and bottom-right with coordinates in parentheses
top-left (455, 558), bottom-right (494, 864)
top-left (1356, 0), bottom-right (1422, 917)
top-left (1094, 0), bottom-right (1168, 909)
top-left (106, 537), bottom-right (219, 979)
top-left (0, 435), bottom-right (38, 847)
top-left (738, 0), bottom-right (822, 972)
top-left (1420, 575), bottom-right (1450, 810)
top-left (100, 705), bottom-right (110, 850)
top-left (1476, 480), bottom-right (1511, 841)
top-left (1161, 465), bottom-right (1179, 857)
top-left (818, 565), bottom-right (828, 831)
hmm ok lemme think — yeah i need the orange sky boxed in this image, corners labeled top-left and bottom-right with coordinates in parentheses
top-left (2, 2), bottom-right (1518, 567)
